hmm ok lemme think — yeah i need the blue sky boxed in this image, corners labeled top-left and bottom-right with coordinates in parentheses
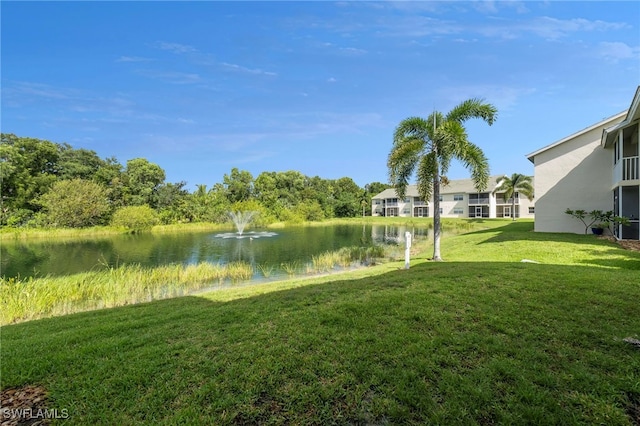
top-left (2, 1), bottom-right (639, 190)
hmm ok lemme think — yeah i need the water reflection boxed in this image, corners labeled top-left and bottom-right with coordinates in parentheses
top-left (1, 224), bottom-right (430, 279)
top-left (371, 224), bottom-right (430, 244)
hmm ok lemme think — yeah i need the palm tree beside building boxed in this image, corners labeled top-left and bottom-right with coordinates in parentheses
top-left (494, 173), bottom-right (534, 221)
top-left (387, 98), bottom-right (497, 261)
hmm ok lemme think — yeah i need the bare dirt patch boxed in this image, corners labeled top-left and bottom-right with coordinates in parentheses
top-left (598, 236), bottom-right (640, 252)
top-left (1, 385), bottom-right (49, 426)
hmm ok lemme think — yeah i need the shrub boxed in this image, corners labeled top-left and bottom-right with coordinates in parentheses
top-left (111, 205), bottom-right (158, 232)
top-left (2, 208), bottom-right (34, 227)
top-left (38, 179), bottom-right (110, 228)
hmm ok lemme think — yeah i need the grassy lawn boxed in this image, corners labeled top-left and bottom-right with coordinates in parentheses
top-left (1, 221), bottom-right (639, 424)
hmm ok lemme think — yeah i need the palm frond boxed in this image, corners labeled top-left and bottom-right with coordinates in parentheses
top-left (516, 181), bottom-right (535, 200)
top-left (446, 98), bottom-right (498, 126)
top-left (495, 174), bottom-right (535, 200)
top-left (393, 117), bottom-right (432, 146)
top-left (387, 136), bottom-right (424, 199)
top-left (457, 142), bottom-right (490, 191)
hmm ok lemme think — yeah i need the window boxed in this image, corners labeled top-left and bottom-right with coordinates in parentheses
top-left (374, 200), bottom-right (381, 205)
top-left (404, 198), bottom-right (411, 203)
top-left (453, 194), bottom-right (464, 201)
top-left (453, 207), bottom-right (464, 214)
top-left (529, 207), bottom-right (535, 214)
top-left (439, 208), bottom-right (443, 214)
top-left (438, 195), bottom-right (443, 201)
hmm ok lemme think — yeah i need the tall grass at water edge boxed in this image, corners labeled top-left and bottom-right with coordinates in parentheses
top-left (0, 261), bottom-right (254, 325)
top-left (0, 246), bottom-right (393, 325)
top-left (0, 219), bottom-right (506, 325)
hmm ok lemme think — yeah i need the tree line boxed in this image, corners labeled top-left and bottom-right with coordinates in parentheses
top-left (0, 134), bottom-right (391, 229)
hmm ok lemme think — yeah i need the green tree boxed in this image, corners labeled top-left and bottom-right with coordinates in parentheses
top-left (364, 182), bottom-right (391, 197)
top-left (124, 158), bottom-right (166, 207)
top-left (494, 173), bottom-right (534, 221)
top-left (156, 181), bottom-right (190, 223)
top-left (294, 200), bottom-right (326, 221)
top-left (38, 179), bottom-right (110, 228)
top-left (222, 168), bottom-right (253, 203)
top-left (111, 205), bottom-right (159, 232)
top-left (304, 176), bottom-right (334, 218)
top-left (331, 177), bottom-right (362, 218)
top-left (93, 157), bottom-right (127, 209)
top-left (0, 134), bottom-right (59, 213)
top-left (186, 184), bottom-right (230, 223)
top-left (57, 144), bottom-right (105, 181)
top-left (254, 172), bottom-right (279, 206)
top-left (388, 98), bottom-right (497, 261)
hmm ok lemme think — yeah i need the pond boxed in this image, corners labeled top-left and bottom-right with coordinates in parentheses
top-left (1, 224), bottom-right (430, 280)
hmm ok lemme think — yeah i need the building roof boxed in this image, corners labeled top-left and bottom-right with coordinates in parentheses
top-left (372, 175), bottom-right (507, 199)
top-left (601, 85), bottom-right (640, 148)
top-left (525, 111), bottom-right (626, 163)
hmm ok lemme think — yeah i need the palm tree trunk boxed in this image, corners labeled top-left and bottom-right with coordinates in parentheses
top-left (512, 196), bottom-right (516, 221)
top-left (432, 172), bottom-right (443, 261)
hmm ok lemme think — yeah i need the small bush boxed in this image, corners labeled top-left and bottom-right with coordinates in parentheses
top-left (111, 205), bottom-right (158, 232)
top-left (38, 179), bottom-right (110, 228)
top-left (2, 209), bottom-right (35, 227)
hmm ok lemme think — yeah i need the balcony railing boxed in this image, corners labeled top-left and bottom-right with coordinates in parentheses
top-left (496, 198), bottom-right (519, 205)
top-left (468, 198), bottom-right (490, 205)
top-left (623, 156), bottom-right (639, 180)
top-left (413, 200), bottom-right (427, 206)
top-left (385, 201), bottom-right (398, 207)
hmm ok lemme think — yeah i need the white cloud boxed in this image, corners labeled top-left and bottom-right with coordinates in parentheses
top-left (331, 4), bottom-right (629, 43)
top-left (155, 42), bottom-right (197, 54)
top-left (596, 41), bottom-right (640, 62)
top-left (136, 70), bottom-right (201, 84)
top-left (438, 85), bottom-right (537, 112)
top-left (6, 81), bottom-right (75, 100)
top-left (339, 47), bottom-right (367, 55)
top-left (472, 1), bottom-right (530, 15)
top-left (526, 16), bottom-right (628, 39)
top-left (221, 62), bottom-right (277, 77)
top-left (116, 56), bottom-right (153, 63)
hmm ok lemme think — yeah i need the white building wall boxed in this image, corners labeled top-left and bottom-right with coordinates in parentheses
top-left (489, 194), bottom-right (497, 218)
top-left (518, 197), bottom-right (536, 219)
top-left (532, 120), bottom-right (621, 234)
top-left (439, 194), bottom-right (467, 217)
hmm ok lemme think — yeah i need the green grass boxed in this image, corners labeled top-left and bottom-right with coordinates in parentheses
top-left (0, 243), bottom-right (391, 325)
top-left (0, 262), bottom-right (254, 325)
top-left (0, 222), bottom-right (229, 241)
top-left (2, 221), bottom-right (640, 424)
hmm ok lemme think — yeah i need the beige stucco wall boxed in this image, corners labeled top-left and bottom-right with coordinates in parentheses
top-left (532, 118), bottom-right (623, 234)
top-left (518, 197), bottom-right (535, 219)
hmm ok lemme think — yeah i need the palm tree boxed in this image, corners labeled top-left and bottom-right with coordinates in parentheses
top-left (494, 173), bottom-right (534, 221)
top-left (387, 98), bottom-right (497, 261)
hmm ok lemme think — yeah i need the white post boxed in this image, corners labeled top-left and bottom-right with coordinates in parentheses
top-left (404, 231), bottom-right (412, 269)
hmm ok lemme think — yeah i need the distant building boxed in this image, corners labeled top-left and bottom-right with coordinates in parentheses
top-left (371, 175), bottom-right (535, 219)
top-left (526, 86), bottom-right (639, 240)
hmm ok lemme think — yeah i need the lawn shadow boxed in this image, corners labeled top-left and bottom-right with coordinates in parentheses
top-left (2, 260), bottom-right (640, 425)
top-left (458, 221), bottom-right (640, 270)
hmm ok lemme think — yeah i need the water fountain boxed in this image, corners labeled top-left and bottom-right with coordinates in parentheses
top-left (214, 210), bottom-right (277, 239)
top-left (228, 211), bottom-right (256, 236)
